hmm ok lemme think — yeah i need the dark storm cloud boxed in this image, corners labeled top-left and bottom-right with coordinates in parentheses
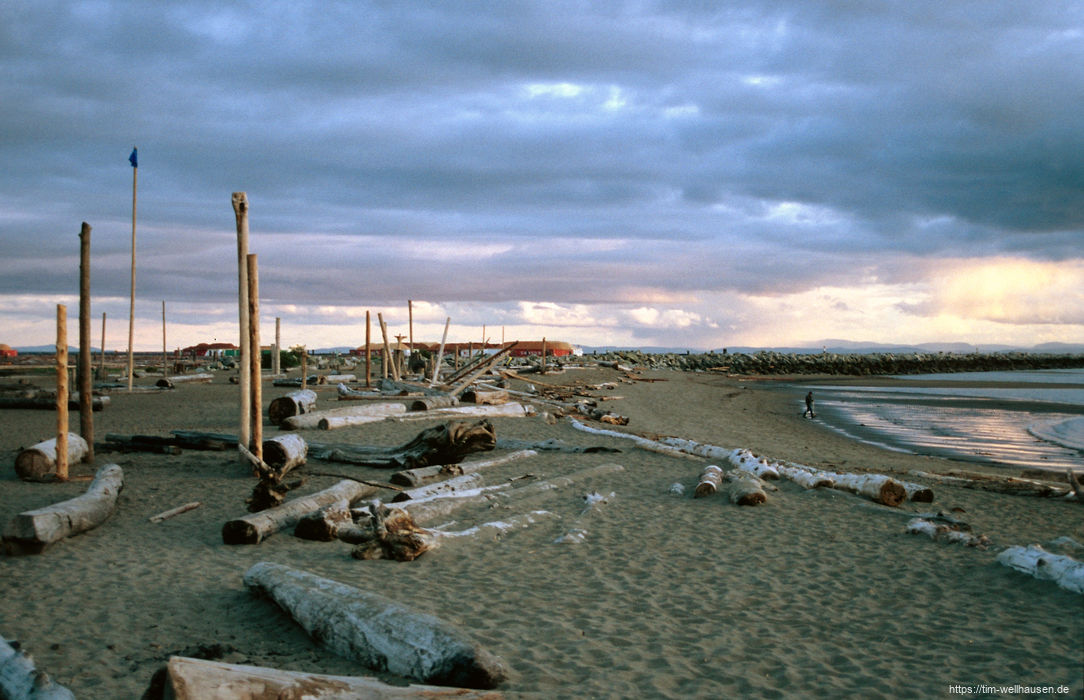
top-left (1, 0), bottom-right (1080, 334)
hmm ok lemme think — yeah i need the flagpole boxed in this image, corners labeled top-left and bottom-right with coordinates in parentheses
top-left (126, 147), bottom-right (138, 392)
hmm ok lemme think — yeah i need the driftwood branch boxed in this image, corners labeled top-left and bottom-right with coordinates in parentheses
top-left (148, 501), bottom-right (201, 523)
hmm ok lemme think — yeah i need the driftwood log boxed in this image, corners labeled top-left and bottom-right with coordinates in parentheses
top-left (906, 517), bottom-right (990, 548)
top-left (725, 448), bottom-right (781, 480)
top-left (996, 545), bottom-right (1084, 594)
top-left (909, 470), bottom-right (1072, 499)
top-left (267, 389), bottom-right (317, 426)
top-left (243, 562), bottom-right (509, 688)
top-left (724, 469), bottom-right (768, 506)
top-left (14, 434), bottom-right (90, 482)
top-left (390, 449), bottom-right (537, 487)
top-left (389, 473), bottom-right (484, 503)
top-left (282, 402), bottom-right (406, 430)
top-left (3, 464), bottom-right (124, 555)
top-left (293, 500), bottom-right (352, 541)
top-left (261, 433), bottom-right (307, 476)
top-left (0, 635), bottom-right (75, 700)
top-left (0, 394), bottom-right (109, 411)
top-left (307, 420), bottom-right (497, 470)
top-left (148, 656), bottom-right (503, 700)
top-left (350, 503), bottom-right (438, 561)
top-left (388, 403), bottom-right (534, 423)
top-left (694, 465), bottom-right (723, 497)
top-left (223, 479), bottom-right (375, 545)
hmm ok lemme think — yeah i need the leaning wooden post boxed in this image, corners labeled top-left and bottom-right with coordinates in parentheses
top-left (430, 316), bottom-right (450, 387)
top-left (274, 317), bottom-right (281, 375)
top-left (56, 305), bottom-right (69, 481)
top-left (247, 253), bottom-right (262, 461)
top-left (78, 222), bottom-right (94, 463)
top-left (378, 313), bottom-right (397, 381)
top-left (233, 192), bottom-right (251, 461)
top-left (365, 310), bottom-right (372, 388)
top-left (161, 300), bottom-right (168, 378)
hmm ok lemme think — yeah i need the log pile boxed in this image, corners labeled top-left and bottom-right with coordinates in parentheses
top-left (243, 562), bottom-right (509, 688)
top-left (3, 463), bottom-right (124, 555)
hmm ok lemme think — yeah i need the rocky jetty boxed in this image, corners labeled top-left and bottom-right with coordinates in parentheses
top-left (572, 350), bottom-right (1084, 376)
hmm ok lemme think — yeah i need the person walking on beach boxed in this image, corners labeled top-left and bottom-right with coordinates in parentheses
top-left (803, 391), bottom-right (816, 418)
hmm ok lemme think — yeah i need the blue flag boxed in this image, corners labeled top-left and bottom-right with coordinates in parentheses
top-left (129, 148), bottom-right (138, 168)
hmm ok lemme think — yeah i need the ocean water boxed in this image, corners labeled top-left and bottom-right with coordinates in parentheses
top-left (804, 368), bottom-right (1084, 473)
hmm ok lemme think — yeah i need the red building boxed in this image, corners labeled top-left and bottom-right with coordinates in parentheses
top-left (0, 343), bottom-right (17, 359)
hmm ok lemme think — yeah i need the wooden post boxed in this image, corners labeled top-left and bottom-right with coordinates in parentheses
top-left (233, 192), bottom-right (251, 461)
top-left (274, 317), bottom-right (281, 375)
top-left (98, 311), bottom-right (106, 378)
top-left (378, 313), bottom-right (397, 381)
top-left (126, 151), bottom-right (138, 392)
top-left (161, 300), bottom-right (168, 378)
top-left (430, 316), bottom-right (450, 387)
top-left (301, 347), bottom-right (308, 390)
top-left (247, 253), bottom-right (262, 460)
top-left (541, 337), bottom-right (547, 373)
top-left (365, 310), bottom-right (372, 388)
top-left (408, 299), bottom-right (413, 354)
top-left (56, 305), bottom-right (69, 481)
top-left (395, 333), bottom-right (407, 377)
top-left (78, 222), bottom-right (94, 464)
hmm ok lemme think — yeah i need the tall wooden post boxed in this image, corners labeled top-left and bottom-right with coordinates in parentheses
top-left (408, 299), bottom-right (413, 353)
top-left (56, 304), bottom-right (69, 481)
top-left (161, 301), bottom-right (168, 378)
top-left (127, 149), bottom-right (138, 392)
top-left (232, 192), bottom-right (251, 460)
top-left (274, 317), bottom-right (281, 375)
top-left (247, 253), bottom-right (262, 460)
top-left (301, 347), bottom-right (308, 391)
top-left (99, 311), bottom-right (107, 378)
top-left (365, 310), bottom-right (372, 388)
top-left (377, 313), bottom-right (396, 381)
top-left (78, 222), bottom-right (94, 463)
top-left (541, 337), bottom-right (547, 374)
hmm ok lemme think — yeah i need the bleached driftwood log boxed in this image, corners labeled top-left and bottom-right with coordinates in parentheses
top-left (307, 420), bottom-right (497, 470)
top-left (267, 389), bottom-right (317, 426)
top-left (909, 470), bottom-right (1071, 499)
top-left (261, 433), bottom-right (307, 475)
top-left (14, 434), bottom-right (89, 482)
top-left (725, 448), bottom-right (782, 480)
top-left (389, 473), bottom-right (485, 503)
top-left (906, 517), bottom-right (990, 548)
top-left (724, 469), bottom-right (768, 506)
top-left (3, 463), bottom-right (123, 555)
top-left (222, 479), bottom-right (375, 545)
top-left (389, 402), bottom-right (535, 422)
top-left (0, 635), bottom-right (75, 700)
top-left (996, 545), bottom-right (1084, 594)
top-left (390, 449), bottom-right (537, 487)
top-left (243, 562), bottom-right (509, 688)
top-left (694, 465), bottom-right (723, 497)
top-left (159, 373), bottom-right (213, 385)
top-left (568, 418), bottom-right (700, 460)
top-left (282, 402), bottom-right (406, 430)
top-left (0, 393), bottom-right (109, 411)
top-left (827, 472), bottom-right (907, 507)
top-left (151, 656), bottom-right (504, 700)
top-left (553, 490), bottom-right (616, 544)
top-left (462, 388), bottom-right (509, 405)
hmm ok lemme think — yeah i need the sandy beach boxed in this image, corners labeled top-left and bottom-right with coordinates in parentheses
top-left (2, 366), bottom-right (1082, 699)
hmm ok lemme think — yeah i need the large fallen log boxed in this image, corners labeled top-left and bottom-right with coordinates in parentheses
top-left (390, 449), bottom-right (537, 487)
top-left (389, 473), bottom-right (484, 503)
top-left (307, 420), bottom-right (497, 470)
top-left (222, 479), bottom-right (375, 545)
top-left (243, 561), bottom-right (509, 688)
top-left (0, 635), bottom-right (75, 700)
top-left (282, 402), bottom-right (407, 430)
top-left (14, 434), bottom-right (90, 482)
top-left (159, 372), bottom-right (213, 385)
top-left (3, 463), bottom-right (124, 555)
top-left (724, 448), bottom-right (781, 480)
top-left (724, 469), bottom-right (768, 506)
top-left (388, 402), bottom-right (534, 422)
top-left (996, 545), bottom-right (1084, 594)
top-left (568, 418), bottom-right (700, 460)
top-left (267, 389), bottom-right (317, 426)
top-left (261, 433), bottom-right (307, 476)
top-left (149, 656), bottom-right (503, 700)
top-left (0, 393), bottom-right (109, 411)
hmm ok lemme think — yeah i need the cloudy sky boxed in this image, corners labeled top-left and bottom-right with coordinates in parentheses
top-left (2, 1), bottom-right (1081, 352)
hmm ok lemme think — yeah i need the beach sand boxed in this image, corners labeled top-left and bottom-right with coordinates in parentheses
top-left (1, 367), bottom-right (1081, 698)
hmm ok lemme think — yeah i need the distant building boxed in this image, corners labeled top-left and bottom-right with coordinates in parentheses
top-left (181, 342), bottom-right (239, 358)
top-left (0, 343), bottom-right (17, 358)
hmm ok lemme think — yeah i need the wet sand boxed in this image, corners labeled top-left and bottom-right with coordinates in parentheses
top-left (1, 367), bottom-right (1082, 698)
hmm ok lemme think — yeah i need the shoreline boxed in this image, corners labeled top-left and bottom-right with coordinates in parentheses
top-left (1, 367), bottom-right (1081, 698)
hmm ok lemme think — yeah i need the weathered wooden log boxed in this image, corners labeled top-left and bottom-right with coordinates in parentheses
top-left (272, 375), bottom-right (322, 387)
top-left (828, 472), bottom-right (906, 507)
top-left (13, 434), bottom-right (90, 482)
top-left (905, 517), bottom-right (990, 547)
top-left (575, 404), bottom-right (628, 425)
top-left (170, 430), bottom-right (239, 450)
top-left (223, 479), bottom-right (375, 545)
top-left (3, 464), bottom-right (124, 555)
top-left (725, 448), bottom-right (782, 480)
top-left (101, 433), bottom-right (183, 455)
top-left (494, 437), bottom-right (620, 454)
top-left (462, 389), bottom-right (509, 405)
top-left (243, 562), bottom-right (509, 688)
top-left (0, 635), bottom-right (75, 700)
top-left (351, 504), bottom-right (438, 561)
top-left (406, 394), bottom-right (461, 410)
top-left (389, 402), bottom-right (534, 422)
top-left (909, 470), bottom-right (1071, 499)
top-left (0, 394), bottom-right (109, 411)
top-left (308, 420), bottom-right (497, 470)
top-left (282, 402), bottom-right (406, 430)
top-left (324, 373), bottom-right (356, 383)
top-left (568, 418), bottom-right (699, 460)
top-left (694, 465), bottom-right (723, 497)
top-left (996, 545), bottom-right (1084, 594)
top-left (150, 655), bottom-right (504, 700)
top-left (774, 461), bottom-right (834, 489)
top-left (158, 373), bottom-right (213, 385)
top-left (724, 469), bottom-right (767, 506)
top-left (293, 499), bottom-right (352, 541)
top-left (262, 433), bottom-right (307, 476)
top-left (390, 449), bottom-right (537, 487)
top-left (389, 473), bottom-right (484, 503)
top-left (148, 501), bottom-right (201, 523)
top-left (267, 389), bottom-right (317, 426)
